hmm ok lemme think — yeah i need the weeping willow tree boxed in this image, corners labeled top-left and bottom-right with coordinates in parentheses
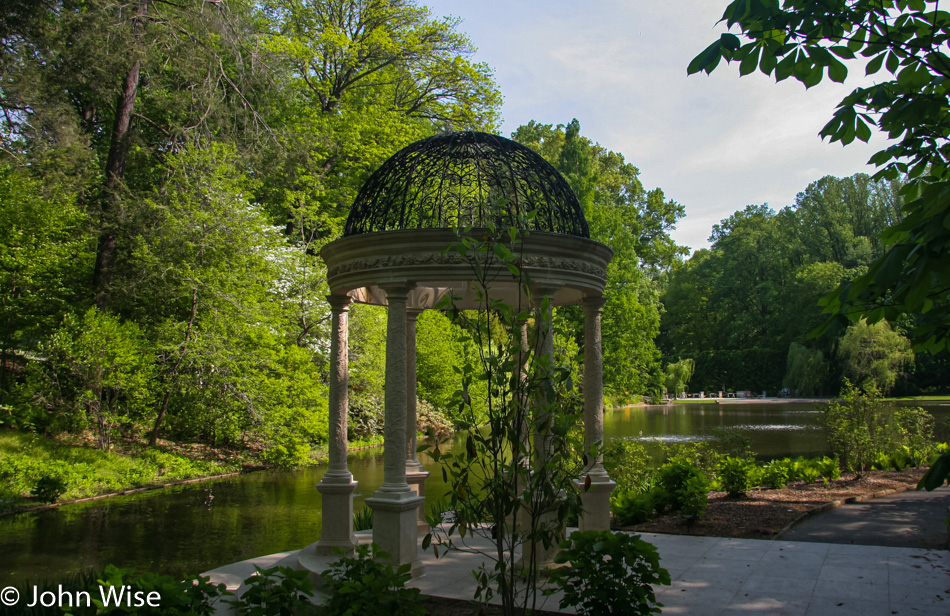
top-left (664, 358), bottom-right (695, 399)
top-left (837, 319), bottom-right (914, 394)
top-left (783, 343), bottom-right (829, 396)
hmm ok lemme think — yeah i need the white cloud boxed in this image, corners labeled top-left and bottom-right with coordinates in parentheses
top-left (424, 0), bottom-right (891, 252)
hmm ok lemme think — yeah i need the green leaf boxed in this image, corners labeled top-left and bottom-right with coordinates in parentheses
top-left (803, 64), bottom-right (824, 88)
top-left (886, 50), bottom-right (900, 74)
top-left (688, 40), bottom-right (723, 75)
top-left (775, 54), bottom-right (796, 81)
top-left (827, 57), bottom-right (848, 83)
top-left (865, 53), bottom-right (885, 75)
top-left (720, 32), bottom-right (741, 52)
top-left (739, 46), bottom-right (760, 76)
top-left (917, 452), bottom-right (950, 491)
top-left (856, 117), bottom-right (873, 142)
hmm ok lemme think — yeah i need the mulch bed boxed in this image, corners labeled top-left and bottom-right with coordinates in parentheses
top-left (622, 468), bottom-right (928, 539)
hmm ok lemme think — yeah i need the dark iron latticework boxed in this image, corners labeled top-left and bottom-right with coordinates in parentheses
top-left (343, 131), bottom-right (589, 238)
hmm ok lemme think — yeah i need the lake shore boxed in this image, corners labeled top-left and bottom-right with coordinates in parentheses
top-left (620, 395), bottom-right (950, 409)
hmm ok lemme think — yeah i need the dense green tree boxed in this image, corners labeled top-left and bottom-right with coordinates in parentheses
top-left (0, 0), bottom-right (504, 459)
top-left (257, 0), bottom-right (501, 241)
top-left (659, 171), bottom-right (921, 393)
top-left (689, 0), bottom-right (950, 352)
top-left (512, 120), bottom-right (685, 398)
top-left (0, 0), bottom-right (272, 308)
top-left (837, 319), bottom-right (914, 394)
top-left (0, 166), bottom-right (92, 403)
top-left (25, 307), bottom-right (154, 450)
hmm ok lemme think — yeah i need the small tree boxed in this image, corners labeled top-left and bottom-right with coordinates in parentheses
top-left (820, 381), bottom-right (889, 476)
top-left (664, 358), bottom-right (694, 398)
top-left (424, 223), bottom-right (589, 615)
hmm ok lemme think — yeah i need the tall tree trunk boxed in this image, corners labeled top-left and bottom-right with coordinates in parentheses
top-left (93, 1), bottom-right (148, 309)
top-left (93, 57), bottom-right (141, 310)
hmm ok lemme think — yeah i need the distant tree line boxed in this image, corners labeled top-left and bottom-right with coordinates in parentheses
top-left (659, 173), bottom-right (948, 396)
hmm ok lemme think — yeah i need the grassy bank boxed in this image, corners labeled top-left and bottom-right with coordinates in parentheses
top-left (0, 431), bottom-right (252, 514)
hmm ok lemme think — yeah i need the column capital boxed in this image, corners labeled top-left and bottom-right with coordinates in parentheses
top-left (379, 283), bottom-right (415, 303)
top-left (406, 307), bottom-right (423, 320)
top-left (582, 295), bottom-right (607, 311)
top-left (326, 293), bottom-right (353, 312)
top-left (533, 283), bottom-right (561, 299)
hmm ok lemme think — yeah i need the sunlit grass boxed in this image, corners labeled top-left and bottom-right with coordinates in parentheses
top-left (0, 431), bottom-right (240, 513)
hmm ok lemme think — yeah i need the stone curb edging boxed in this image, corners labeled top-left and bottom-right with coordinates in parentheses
top-left (0, 467), bottom-right (265, 518)
top-left (772, 483), bottom-right (939, 543)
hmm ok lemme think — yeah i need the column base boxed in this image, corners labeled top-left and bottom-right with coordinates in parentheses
top-left (366, 492), bottom-right (426, 577)
top-left (577, 478), bottom-right (616, 532)
top-left (314, 478), bottom-right (358, 556)
top-left (406, 470), bottom-right (430, 534)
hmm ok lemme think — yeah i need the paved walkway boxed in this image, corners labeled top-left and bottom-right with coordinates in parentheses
top-left (204, 530), bottom-right (950, 615)
top-left (779, 487), bottom-right (950, 550)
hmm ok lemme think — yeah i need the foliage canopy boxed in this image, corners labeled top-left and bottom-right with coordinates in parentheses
top-left (689, 0), bottom-right (950, 352)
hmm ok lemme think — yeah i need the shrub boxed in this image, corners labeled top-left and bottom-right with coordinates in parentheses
top-left (655, 457), bottom-right (708, 517)
top-left (820, 382), bottom-right (890, 476)
top-left (798, 464), bottom-right (822, 484)
top-left (678, 475), bottom-right (709, 519)
top-left (659, 441), bottom-right (721, 481)
top-left (717, 457), bottom-right (754, 497)
top-left (610, 489), bottom-right (657, 524)
top-left (892, 406), bottom-right (937, 465)
top-left (603, 440), bottom-right (654, 494)
top-left (547, 530), bottom-right (671, 616)
top-left (762, 460), bottom-right (790, 489)
top-left (321, 543), bottom-right (425, 616)
top-left (98, 564), bottom-right (227, 615)
top-left (231, 565), bottom-right (313, 616)
top-left (30, 474), bottom-right (66, 503)
top-left (816, 456), bottom-right (841, 480)
top-left (353, 506), bottom-right (373, 531)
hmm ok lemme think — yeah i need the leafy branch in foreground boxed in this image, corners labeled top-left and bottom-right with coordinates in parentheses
top-left (689, 0), bottom-right (950, 352)
top-left (422, 222), bottom-right (588, 616)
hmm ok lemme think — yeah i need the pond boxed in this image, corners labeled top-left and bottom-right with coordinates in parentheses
top-left (2, 401), bottom-right (948, 585)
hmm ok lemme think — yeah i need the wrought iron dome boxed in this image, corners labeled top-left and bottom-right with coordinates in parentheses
top-left (343, 131), bottom-right (590, 238)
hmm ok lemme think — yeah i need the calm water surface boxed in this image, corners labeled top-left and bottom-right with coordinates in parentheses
top-left (2, 401), bottom-right (948, 584)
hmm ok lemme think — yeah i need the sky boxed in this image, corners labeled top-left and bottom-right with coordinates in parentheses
top-left (423, 0), bottom-right (890, 252)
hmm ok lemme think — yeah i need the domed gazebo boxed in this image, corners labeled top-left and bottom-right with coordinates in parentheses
top-left (305, 131), bottom-right (615, 575)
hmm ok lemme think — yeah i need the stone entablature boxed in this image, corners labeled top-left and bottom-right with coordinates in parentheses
top-left (322, 228), bottom-right (612, 311)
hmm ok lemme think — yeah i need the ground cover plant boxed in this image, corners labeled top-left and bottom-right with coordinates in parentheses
top-left (0, 431), bottom-right (240, 513)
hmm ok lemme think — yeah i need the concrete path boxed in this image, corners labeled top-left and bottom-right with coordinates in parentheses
top-left (203, 530), bottom-right (950, 615)
top-left (779, 487), bottom-right (950, 549)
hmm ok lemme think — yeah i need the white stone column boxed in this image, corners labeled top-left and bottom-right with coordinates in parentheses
top-left (533, 289), bottom-right (556, 461)
top-left (366, 284), bottom-right (424, 575)
top-left (527, 286), bottom-right (560, 566)
top-left (314, 294), bottom-right (358, 555)
top-left (405, 308), bottom-right (429, 533)
top-left (579, 295), bottom-right (616, 531)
